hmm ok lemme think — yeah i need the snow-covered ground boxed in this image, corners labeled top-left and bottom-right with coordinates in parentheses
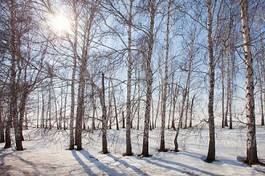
top-left (0, 126), bottom-right (265, 176)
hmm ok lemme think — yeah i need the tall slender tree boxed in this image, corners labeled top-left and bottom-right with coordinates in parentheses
top-left (240, 0), bottom-right (259, 165)
top-left (142, 0), bottom-right (156, 157)
top-left (7, 0), bottom-right (23, 151)
top-left (159, 0), bottom-right (172, 152)
top-left (68, 0), bottom-right (78, 150)
top-left (205, 0), bottom-right (216, 162)
top-left (100, 73), bottom-right (108, 154)
top-left (124, 0), bottom-right (134, 156)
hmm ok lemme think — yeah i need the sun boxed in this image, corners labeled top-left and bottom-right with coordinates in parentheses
top-left (47, 12), bottom-right (72, 36)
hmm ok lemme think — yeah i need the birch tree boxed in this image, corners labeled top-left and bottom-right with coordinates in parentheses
top-left (142, 0), bottom-right (156, 157)
top-left (125, 0), bottom-right (134, 156)
top-left (205, 0), bottom-right (216, 162)
top-left (68, 0), bottom-right (78, 150)
top-left (240, 0), bottom-right (259, 165)
top-left (159, 0), bottom-right (172, 152)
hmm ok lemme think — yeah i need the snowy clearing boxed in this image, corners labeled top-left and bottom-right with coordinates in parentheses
top-left (0, 127), bottom-right (265, 176)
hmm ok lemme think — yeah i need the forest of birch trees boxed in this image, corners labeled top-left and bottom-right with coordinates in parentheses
top-left (0, 0), bottom-right (264, 169)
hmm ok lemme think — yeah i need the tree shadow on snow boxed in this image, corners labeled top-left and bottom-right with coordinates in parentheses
top-left (71, 150), bottom-right (97, 176)
top-left (14, 154), bottom-right (42, 175)
top-left (143, 156), bottom-right (221, 176)
top-left (0, 152), bottom-right (41, 176)
top-left (255, 167), bottom-right (265, 174)
top-left (0, 151), bottom-right (13, 175)
top-left (72, 150), bottom-right (122, 176)
top-left (107, 153), bottom-right (148, 175)
top-left (175, 151), bottom-right (247, 168)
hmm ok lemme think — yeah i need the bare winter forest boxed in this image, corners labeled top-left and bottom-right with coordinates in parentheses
top-left (0, 0), bottom-right (265, 175)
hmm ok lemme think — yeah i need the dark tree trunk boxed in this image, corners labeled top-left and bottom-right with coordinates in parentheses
top-left (189, 94), bottom-right (195, 128)
top-left (0, 103), bottom-right (4, 143)
top-left (100, 73), bottom-right (108, 154)
top-left (91, 82), bottom-right (96, 131)
top-left (122, 111), bottom-right (125, 128)
top-left (4, 107), bottom-right (11, 149)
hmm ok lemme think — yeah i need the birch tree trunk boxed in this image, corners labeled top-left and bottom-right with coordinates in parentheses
top-left (41, 89), bottom-right (45, 128)
top-left (174, 89), bottom-right (187, 152)
top-left (226, 55), bottom-right (232, 129)
top-left (137, 68), bottom-right (141, 130)
top-left (69, 0), bottom-right (78, 150)
top-left (91, 80), bottom-right (96, 131)
top-left (263, 56), bottom-right (265, 126)
top-left (189, 94), bottom-right (195, 128)
top-left (155, 85), bottom-right (161, 130)
top-left (122, 111), bottom-right (125, 128)
top-left (240, 0), bottom-right (259, 165)
top-left (75, 55), bottom-right (87, 150)
top-left (8, 0), bottom-right (23, 151)
top-left (258, 62), bottom-right (264, 126)
top-left (159, 0), bottom-right (171, 152)
top-left (110, 80), bottom-right (119, 130)
top-left (59, 87), bottom-right (64, 129)
top-left (229, 52), bottom-right (235, 129)
top-left (171, 84), bottom-right (178, 130)
top-left (18, 88), bottom-right (28, 141)
top-left (37, 91), bottom-right (40, 128)
top-left (174, 38), bottom-right (193, 149)
top-left (100, 73), bottom-right (108, 154)
top-left (48, 78), bottom-right (52, 129)
top-left (63, 82), bottom-right (68, 130)
top-left (206, 0), bottom-right (216, 162)
top-left (75, 0), bottom-right (99, 150)
top-left (4, 96), bottom-right (11, 148)
top-left (52, 86), bottom-right (58, 130)
top-left (184, 91), bottom-right (190, 129)
top-left (221, 55), bottom-right (225, 128)
top-left (142, 0), bottom-right (155, 157)
top-left (150, 97), bottom-right (154, 131)
top-left (0, 102), bottom-right (4, 143)
top-left (124, 0), bottom-right (133, 156)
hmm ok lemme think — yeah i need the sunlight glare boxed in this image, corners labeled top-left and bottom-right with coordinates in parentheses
top-left (47, 12), bottom-right (72, 36)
